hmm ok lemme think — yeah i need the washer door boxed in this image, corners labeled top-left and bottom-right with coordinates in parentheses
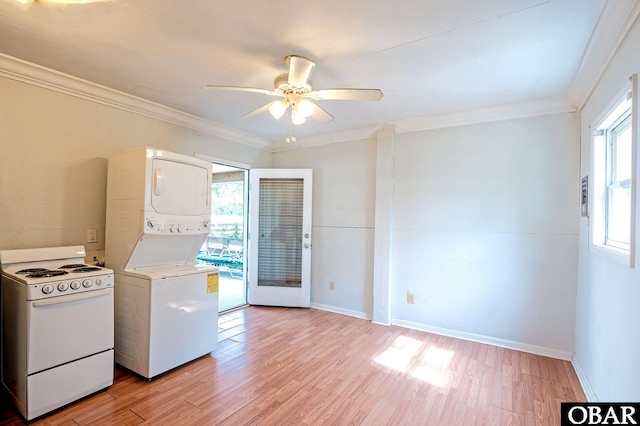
top-left (27, 288), bottom-right (113, 374)
top-left (147, 273), bottom-right (218, 378)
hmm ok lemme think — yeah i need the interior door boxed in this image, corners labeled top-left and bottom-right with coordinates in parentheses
top-left (248, 169), bottom-right (312, 307)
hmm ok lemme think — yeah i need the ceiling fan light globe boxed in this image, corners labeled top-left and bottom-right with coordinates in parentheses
top-left (292, 110), bottom-right (306, 125)
top-left (269, 100), bottom-right (288, 119)
top-left (297, 99), bottom-right (315, 118)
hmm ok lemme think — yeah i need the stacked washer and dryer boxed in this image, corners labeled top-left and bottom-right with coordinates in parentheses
top-left (105, 146), bottom-right (219, 379)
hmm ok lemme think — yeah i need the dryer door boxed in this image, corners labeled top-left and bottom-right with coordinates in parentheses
top-left (150, 159), bottom-right (209, 216)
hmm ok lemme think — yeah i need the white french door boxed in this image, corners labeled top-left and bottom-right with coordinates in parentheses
top-left (247, 169), bottom-right (312, 307)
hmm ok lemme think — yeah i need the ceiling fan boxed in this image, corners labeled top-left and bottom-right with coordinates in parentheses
top-left (202, 55), bottom-right (383, 126)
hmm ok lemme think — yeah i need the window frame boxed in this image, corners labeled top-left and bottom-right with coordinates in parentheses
top-left (605, 114), bottom-right (632, 250)
top-left (589, 76), bottom-right (637, 267)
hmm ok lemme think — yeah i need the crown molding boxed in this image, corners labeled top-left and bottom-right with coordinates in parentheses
top-left (392, 97), bottom-right (576, 134)
top-left (273, 96), bottom-right (577, 151)
top-left (0, 51), bottom-right (586, 151)
top-left (271, 125), bottom-right (380, 152)
top-left (0, 53), bottom-right (273, 151)
top-left (568, 0), bottom-right (640, 109)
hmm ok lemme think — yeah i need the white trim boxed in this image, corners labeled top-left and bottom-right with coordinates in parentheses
top-left (392, 97), bottom-right (576, 134)
top-left (631, 74), bottom-right (638, 268)
top-left (589, 78), bottom-right (636, 267)
top-left (391, 318), bottom-right (574, 361)
top-left (310, 303), bottom-right (372, 321)
top-left (571, 355), bottom-right (598, 402)
top-left (306, 306), bottom-right (597, 401)
top-left (310, 304), bottom-right (576, 361)
top-left (590, 243), bottom-right (631, 266)
top-left (271, 126), bottom-right (379, 152)
top-left (568, 0), bottom-right (640, 110)
top-left (247, 169), bottom-right (313, 307)
top-left (592, 84), bottom-right (632, 131)
top-left (372, 126), bottom-right (395, 326)
top-left (0, 53), bottom-right (584, 153)
top-left (194, 153), bottom-right (250, 170)
top-left (0, 53), bottom-right (272, 151)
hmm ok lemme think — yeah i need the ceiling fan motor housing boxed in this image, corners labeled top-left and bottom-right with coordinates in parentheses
top-left (274, 73), bottom-right (312, 95)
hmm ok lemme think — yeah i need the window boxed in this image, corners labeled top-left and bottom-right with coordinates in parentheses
top-left (606, 113), bottom-right (632, 249)
top-left (591, 78), bottom-right (636, 266)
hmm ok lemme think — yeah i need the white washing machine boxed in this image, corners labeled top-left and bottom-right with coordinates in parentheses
top-left (114, 265), bottom-right (218, 379)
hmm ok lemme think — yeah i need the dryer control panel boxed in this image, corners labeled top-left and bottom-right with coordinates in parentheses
top-left (144, 216), bottom-right (210, 235)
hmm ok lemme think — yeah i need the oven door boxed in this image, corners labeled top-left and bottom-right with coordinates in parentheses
top-left (27, 288), bottom-right (114, 374)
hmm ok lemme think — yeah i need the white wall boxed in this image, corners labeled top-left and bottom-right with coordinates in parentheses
top-left (0, 76), bottom-right (271, 258)
top-left (575, 14), bottom-right (640, 401)
top-left (273, 139), bottom-right (377, 318)
top-left (391, 114), bottom-right (580, 357)
top-left (275, 113), bottom-right (581, 358)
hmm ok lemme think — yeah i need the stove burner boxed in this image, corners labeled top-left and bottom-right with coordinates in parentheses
top-left (26, 270), bottom-right (69, 278)
top-left (71, 267), bottom-right (102, 273)
top-left (60, 264), bottom-right (89, 269)
top-left (16, 268), bottom-right (48, 274)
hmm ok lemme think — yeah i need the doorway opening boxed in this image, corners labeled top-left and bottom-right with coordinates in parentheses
top-left (197, 163), bottom-right (248, 312)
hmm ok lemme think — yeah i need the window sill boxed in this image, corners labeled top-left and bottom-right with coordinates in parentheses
top-left (590, 242), bottom-right (631, 267)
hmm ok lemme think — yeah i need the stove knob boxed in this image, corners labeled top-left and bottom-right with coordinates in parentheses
top-left (170, 226), bottom-right (175, 233)
top-left (177, 226), bottom-right (184, 233)
top-left (82, 279), bottom-right (93, 288)
top-left (42, 284), bottom-right (54, 294)
top-left (58, 282), bottom-right (69, 292)
top-left (70, 280), bottom-right (81, 290)
top-left (95, 277), bottom-right (104, 286)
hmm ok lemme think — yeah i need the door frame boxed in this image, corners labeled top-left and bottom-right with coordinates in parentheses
top-left (247, 168), bottom-right (313, 307)
top-left (196, 153), bottom-right (250, 311)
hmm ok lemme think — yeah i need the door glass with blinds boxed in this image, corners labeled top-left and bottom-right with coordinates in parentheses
top-left (248, 169), bottom-right (312, 307)
top-left (258, 178), bottom-right (303, 288)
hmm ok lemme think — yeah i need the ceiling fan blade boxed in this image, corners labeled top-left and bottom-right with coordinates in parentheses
top-left (309, 88), bottom-right (383, 101)
top-left (286, 55), bottom-right (315, 87)
top-left (241, 101), bottom-right (284, 119)
top-left (202, 85), bottom-right (279, 96)
top-left (310, 103), bottom-right (334, 123)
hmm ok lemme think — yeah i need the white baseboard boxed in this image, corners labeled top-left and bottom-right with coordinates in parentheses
top-left (309, 305), bottom-right (593, 399)
top-left (571, 355), bottom-right (598, 402)
top-left (309, 305), bottom-right (573, 361)
top-left (391, 318), bottom-right (574, 361)
top-left (310, 303), bottom-right (372, 321)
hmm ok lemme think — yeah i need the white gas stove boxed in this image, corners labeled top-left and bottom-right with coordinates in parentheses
top-left (0, 245), bottom-right (114, 420)
top-left (1, 248), bottom-right (114, 300)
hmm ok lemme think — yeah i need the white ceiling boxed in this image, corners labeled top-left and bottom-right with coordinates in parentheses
top-left (0, 0), bottom-right (632, 147)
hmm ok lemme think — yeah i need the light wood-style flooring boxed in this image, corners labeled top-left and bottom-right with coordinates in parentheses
top-left (1, 306), bottom-right (585, 425)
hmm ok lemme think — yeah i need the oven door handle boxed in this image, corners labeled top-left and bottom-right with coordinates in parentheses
top-left (32, 288), bottom-right (112, 307)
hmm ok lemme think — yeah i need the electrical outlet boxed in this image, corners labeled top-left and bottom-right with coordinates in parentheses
top-left (407, 291), bottom-right (415, 304)
top-left (86, 228), bottom-right (98, 243)
top-left (329, 280), bottom-right (335, 290)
